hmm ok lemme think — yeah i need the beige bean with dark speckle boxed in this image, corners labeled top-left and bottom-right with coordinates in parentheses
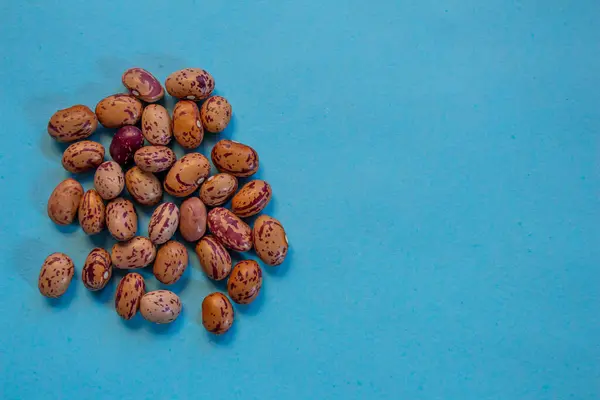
top-left (47, 178), bottom-right (83, 225)
top-left (38, 253), bottom-right (74, 298)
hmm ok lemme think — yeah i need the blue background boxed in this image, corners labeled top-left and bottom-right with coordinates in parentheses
top-left (0, 1), bottom-right (598, 399)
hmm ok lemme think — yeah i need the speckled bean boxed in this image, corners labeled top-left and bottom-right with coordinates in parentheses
top-left (122, 67), bottom-right (164, 103)
top-left (202, 292), bottom-right (234, 334)
top-left (231, 180), bottom-right (272, 218)
top-left (153, 241), bottom-right (188, 284)
top-left (47, 178), bottom-right (83, 225)
top-left (253, 215), bottom-right (288, 266)
top-left (94, 161), bottom-right (125, 200)
top-left (78, 189), bottom-right (105, 235)
top-left (140, 290), bottom-right (182, 324)
top-left (105, 198), bottom-right (138, 241)
top-left (200, 96), bottom-right (232, 133)
top-left (141, 104), bottom-right (172, 145)
top-left (111, 236), bottom-right (156, 269)
top-left (38, 253), bottom-right (74, 298)
top-left (95, 94), bottom-right (143, 128)
top-left (165, 68), bottom-right (215, 100)
top-left (178, 197), bottom-right (207, 242)
top-left (115, 273), bottom-right (145, 320)
top-left (61, 140), bottom-right (105, 173)
top-left (81, 248), bottom-right (112, 291)
top-left (227, 260), bottom-right (262, 304)
top-left (125, 166), bottom-right (163, 206)
top-left (134, 146), bottom-right (176, 173)
top-left (195, 235), bottom-right (232, 281)
top-left (207, 207), bottom-right (253, 252)
top-left (172, 100), bottom-right (203, 149)
top-left (211, 140), bottom-right (259, 177)
top-left (48, 105), bottom-right (98, 142)
top-left (199, 173), bottom-right (238, 207)
top-left (148, 202), bottom-right (179, 244)
top-left (163, 153), bottom-right (210, 197)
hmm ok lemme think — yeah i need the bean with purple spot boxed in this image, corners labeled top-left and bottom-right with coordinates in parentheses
top-left (207, 207), bottom-right (253, 252)
top-left (199, 173), bottom-right (238, 207)
top-left (95, 94), bottom-right (143, 128)
top-left (47, 178), bottom-right (83, 225)
top-left (125, 166), bottom-right (162, 206)
top-left (61, 140), bottom-right (105, 173)
top-left (133, 145), bottom-right (176, 173)
top-left (105, 197), bottom-right (138, 241)
top-left (211, 139), bottom-right (259, 177)
top-left (165, 68), bottom-right (215, 100)
top-left (153, 241), bottom-right (188, 285)
top-left (111, 236), bottom-right (156, 269)
top-left (148, 202), bottom-right (179, 245)
top-left (163, 152), bottom-right (210, 197)
top-left (78, 189), bottom-right (105, 235)
top-left (231, 180), bottom-right (272, 218)
top-left (253, 215), bottom-right (288, 266)
top-left (200, 95), bottom-right (232, 133)
top-left (227, 260), bottom-right (262, 304)
top-left (48, 105), bottom-right (98, 142)
top-left (94, 161), bottom-right (125, 200)
top-left (122, 67), bottom-right (164, 103)
top-left (195, 235), bottom-right (232, 281)
top-left (142, 104), bottom-right (172, 145)
top-left (38, 252), bottom-right (74, 298)
top-left (140, 290), bottom-right (182, 324)
top-left (115, 273), bottom-right (145, 320)
top-left (172, 100), bottom-right (204, 149)
top-left (81, 248), bottom-right (112, 291)
top-left (202, 292), bottom-right (234, 335)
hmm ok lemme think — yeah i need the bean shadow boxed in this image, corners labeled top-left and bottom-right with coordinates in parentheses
top-left (145, 308), bottom-right (185, 335)
top-left (200, 314), bottom-right (237, 345)
top-left (87, 229), bottom-right (113, 249)
top-left (121, 314), bottom-right (144, 330)
top-left (235, 286), bottom-right (265, 316)
top-left (263, 246), bottom-right (293, 278)
top-left (88, 272), bottom-right (117, 305)
top-left (44, 272), bottom-right (78, 310)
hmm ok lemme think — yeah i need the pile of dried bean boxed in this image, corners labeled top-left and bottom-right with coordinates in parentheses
top-left (41, 67), bottom-right (289, 334)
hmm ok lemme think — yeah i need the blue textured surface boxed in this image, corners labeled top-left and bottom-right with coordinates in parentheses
top-left (0, 1), bottom-right (598, 399)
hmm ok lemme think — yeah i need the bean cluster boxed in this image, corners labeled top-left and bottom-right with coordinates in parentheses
top-left (40, 67), bottom-right (289, 334)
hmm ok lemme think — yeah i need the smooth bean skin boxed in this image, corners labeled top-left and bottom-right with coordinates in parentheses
top-left (252, 215), bottom-right (289, 266)
top-left (94, 161), bottom-right (125, 200)
top-left (163, 153), bottom-right (210, 197)
top-left (227, 260), bottom-right (262, 304)
top-left (148, 202), bottom-right (179, 245)
top-left (231, 180), bottom-right (272, 218)
top-left (202, 292), bottom-right (234, 335)
top-left (173, 100), bottom-right (203, 149)
top-left (153, 241), bottom-right (188, 284)
top-left (142, 104), bottom-right (172, 145)
top-left (207, 207), bottom-right (253, 252)
top-left (134, 146), bottom-right (176, 173)
top-left (165, 68), bottom-right (215, 100)
top-left (140, 290), bottom-right (182, 324)
top-left (199, 173), bottom-right (238, 207)
top-left (61, 140), bottom-right (105, 173)
top-left (38, 253), bottom-right (74, 298)
top-left (95, 94), bottom-right (143, 128)
top-left (81, 248), bottom-right (112, 291)
top-left (195, 235), bottom-right (232, 281)
top-left (115, 273), bottom-right (145, 320)
top-left (211, 140), bottom-right (259, 177)
top-left (111, 236), bottom-right (156, 269)
top-left (47, 178), bottom-right (83, 225)
top-left (125, 167), bottom-right (163, 206)
top-left (178, 197), bottom-right (207, 242)
top-left (122, 67), bottom-right (164, 103)
top-left (105, 198), bottom-right (137, 241)
top-left (48, 105), bottom-right (98, 142)
top-left (78, 189), bottom-right (105, 235)
top-left (200, 96), bottom-right (232, 133)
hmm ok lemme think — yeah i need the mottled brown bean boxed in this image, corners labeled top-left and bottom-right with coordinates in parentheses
top-left (115, 273), bottom-right (145, 320)
top-left (231, 180), bottom-right (272, 218)
top-left (140, 290), bottom-right (182, 324)
top-left (141, 104), bottom-right (172, 145)
top-left (48, 105), bottom-right (98, 142)
top-left (61, 140), bottom-right (105, 173)
top-left (111, 236), bottom-right (156, 269)
top-left (125, 166), bottom-right (163, 206)
top-left (122, 67), bottom-right (164, 103)
top-left (178, 197), bottom-right (207, 242)
top-left (200, 96), bottom-right (232, 133)
top-left (38, 253), bottom-right (74, 298)
top-left (81, 248), bottom-right (112, 291)
top-left (253, 215), bottom-right (289, 266)
top-left (134, 146), bottom-right (176, 173)
top-left (207, 207), bottom-right (253, 252)
top-left (163, 153), bottom-right (210, 197)
top-left (211, 140), bottom-right (259, 177)
top-left (202, 292), bottom-right (234, 335)
top-left (95, 94), bottom-right (143, 128)
top-left (165, 68), bottom-right (215, 100)
top-left (94, 161), bottom-right (125, 200)
top-left (173, 100), bottom-right (203, 149)
top-left (47, 178), bottom-right (83, 225)
top-left (105, 198), bottom-right (137, 241)
top-left (227, 260), bottom-right (262, 304)
top-left (195, 235), bottom-right (232, 281)
top-left (78, 189), bottom-right (105, 235)
top-left (153, 241), bottom-right (188, 284)
top-left (199, 173), bottom-right (238, 207)
top-left (148, 202), bottom-right (179, 245)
